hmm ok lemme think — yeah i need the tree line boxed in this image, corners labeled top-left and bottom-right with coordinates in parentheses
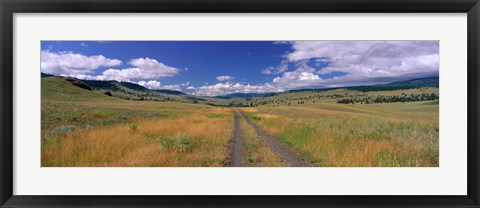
top-left (337, 93), bottom-right (439, 104)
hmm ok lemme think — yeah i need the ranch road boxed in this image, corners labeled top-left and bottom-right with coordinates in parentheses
top-left (228, 111), bottom-right (244, 167)
top-left (239, 111), bottom-right (309, 167)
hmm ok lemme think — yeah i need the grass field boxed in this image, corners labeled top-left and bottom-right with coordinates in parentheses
top-left (41, 76), bottom-right (439, 167)
top-left (42, 77), bottom-right (236, 166)
top-left (42, 85), bottom-right (234, 166)
top-left (245, 101), bottom-right (439, 167)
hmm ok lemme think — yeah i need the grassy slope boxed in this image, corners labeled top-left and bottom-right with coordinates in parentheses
top-left (42, 77), bottom-right (119, 101)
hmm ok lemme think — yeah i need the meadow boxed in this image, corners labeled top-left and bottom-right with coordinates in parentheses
top-left (41, 76), bottom-right (439, 167)
top-left (245, 101), bottom-right (439, 167)
top-left (41, 77), bottom-right (234, 166)
top-left (42, 99), bottom-right (234, 167)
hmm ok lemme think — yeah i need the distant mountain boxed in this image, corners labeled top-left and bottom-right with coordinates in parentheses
top-left (285, 77), bottom-right (439, 93)
top-left (152, 89), bottom-right (185, 95)
top-left (383, 76), bottom-right (439, 87)
top-left (215, 93), bottom-right (269, 99)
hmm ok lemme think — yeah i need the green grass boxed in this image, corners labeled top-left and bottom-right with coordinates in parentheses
top-left (205, 113), bottom-right (225, 118)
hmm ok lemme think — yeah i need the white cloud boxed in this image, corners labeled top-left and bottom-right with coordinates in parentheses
top-left (137, 80), bottom-right (182, 91)
top-left (55, 56), bottom-right (182, 83)
top-left (271, 41), bottom-right (439, 88)
top-left (272, 71), bottom-right (322, 89)
top-left (138, 80), bottom-right (161, 89)
top-left (41, 51), bottom-right (122, 75)
top-left (99, 64), bottom-right (178, 81)
top-left (192, 82), bottom-right (282, 97)
top-left (180, 82), bottom-right (190, 86)
top-left (287, 41), bottom-right (438, 75)
top-left (216, 75), bottom-right (235, 81)
top-left (186, 86), bottom-right (196, 90)
top-left (128, 57), bottom-right (179, 76)
top-left (160, 85), bottom-right (182, 91)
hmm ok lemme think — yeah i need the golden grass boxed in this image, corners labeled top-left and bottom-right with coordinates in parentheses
top-left (42, 108), bottom-right (234, 167)
top-left (239, 117), bottom-right (287, 167)
top-left (42, 84), bottom-right (439, 167)
top-left (250, 102), bottom-right (439, 167)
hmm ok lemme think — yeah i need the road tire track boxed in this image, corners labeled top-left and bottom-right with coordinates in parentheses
top-left (228, 110), bottom-right (244, 167)
top-left (239, 111), bottom-right (308, 167)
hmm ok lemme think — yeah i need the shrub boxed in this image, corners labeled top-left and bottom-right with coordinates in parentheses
top-left (104, 91), bottom-right (113, 96)
top-left (118, 114), bottom-right (128, 121)
top-left (160, 138), bottom-right (175, 149)
top-left (248, 155), bottom-right (258, 164)
top-left (159, 132), bottom-right (194, 152)
top-left (130, 123), bottom-right (139, 133)
top-left (42, 137), bottom-right (63, 146)
top-left (49, 125), bottom-right (76, 137)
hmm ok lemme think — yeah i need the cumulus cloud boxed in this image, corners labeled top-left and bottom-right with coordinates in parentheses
top-left (287, 41), bottom-right (438, 78)
top-left (270, 41), bottom-right (440, 88)
top-left (54, 56), bottom-right (182, 83)
top-left (272, 71), bottom-right (323, 89)
top-left (94, 57), bottom-right (180, 81)
top-left (216, 75), bottom-right (235, 81)
top-left (41, 51), bottom-right (122, 75)
top-left (128, 57), bottom-right (180, 76)
top-left (138, 80), bottom-right (161, 89)
top-left (137, 80), bottom-right (182, 91)
top-left (160, 85), bottom-right (182, 91)
top-left (192, 82), bottom-right (282, 97)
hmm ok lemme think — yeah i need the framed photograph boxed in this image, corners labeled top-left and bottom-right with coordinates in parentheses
top-left (1, 0), bottom-right (479, 207)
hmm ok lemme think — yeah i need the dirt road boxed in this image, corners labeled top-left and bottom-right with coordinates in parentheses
top-left (239, 111), bottom-right (308, 167)
top-left (228, 111), bottom-right (244, 167)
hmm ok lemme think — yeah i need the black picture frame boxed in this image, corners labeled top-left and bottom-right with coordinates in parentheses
top-left (1, 0), bottom-right (479, 207)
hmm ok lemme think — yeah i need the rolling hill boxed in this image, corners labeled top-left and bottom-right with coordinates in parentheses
top-left (41, 73), bottom-right (439, 107)
top-left (41, 74), bottom-right (230, 106)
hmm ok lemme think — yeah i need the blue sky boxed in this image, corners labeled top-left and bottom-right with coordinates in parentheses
top-left (41, 41), bottom-right (439, 96)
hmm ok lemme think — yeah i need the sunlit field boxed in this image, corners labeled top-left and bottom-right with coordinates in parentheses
top-left (41, 76), bottom-right (439, 167)
top-left (245, 101), bottom-right (439, 167)
top-left (42, 99), bottom-right (233, 167)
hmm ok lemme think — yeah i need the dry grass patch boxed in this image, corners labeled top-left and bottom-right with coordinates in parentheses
top-left (250, 102), bottom-right (439, 167)
top-left (42, 111), bottom-right (234, 167)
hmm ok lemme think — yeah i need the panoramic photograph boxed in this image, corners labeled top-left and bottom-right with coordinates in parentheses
top-left (41, 41), bottom-right (439, 167)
